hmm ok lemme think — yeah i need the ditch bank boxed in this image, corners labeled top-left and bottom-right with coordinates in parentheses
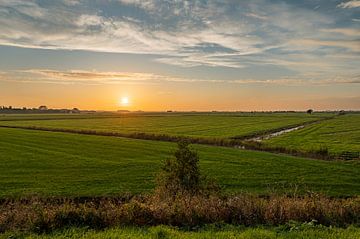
top-left (230, 116), bottom-right (334, 142)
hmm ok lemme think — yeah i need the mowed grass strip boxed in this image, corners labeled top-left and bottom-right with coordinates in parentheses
top-left (0, 113), bottom-right (327, 138)
top-left (0, 127), bottom-right (359, 197)
top-left (264, 114), bottom-right (360, 154)
top-left (2, 226), bottom-right (360, 239)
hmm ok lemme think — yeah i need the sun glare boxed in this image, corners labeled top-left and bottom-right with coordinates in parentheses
top-left (120, 97), bottom-right (129, 106)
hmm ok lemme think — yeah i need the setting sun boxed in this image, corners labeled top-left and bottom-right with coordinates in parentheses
top-left (120, 97), bottom-right (129, 107)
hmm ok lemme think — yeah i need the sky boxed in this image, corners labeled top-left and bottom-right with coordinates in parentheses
top-left (0, 0), bottom-right (359, 111)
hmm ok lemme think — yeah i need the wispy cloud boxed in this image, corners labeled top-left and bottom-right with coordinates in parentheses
top-left (117, 0), bottom-right (156, 11)
top-left (9, 69), bottom-right (222, 85)
top-left (289, 39), bottom-right (360, 52)
top-left (1, 69), bottom-right (358, 86)
top-left (321, 28), bottom-right (360, 37)
top-left (0, 0), bottom-right (359, 76)
top-left (63, 0), bottom-right (81, 6)
top-left (244, 12), bottom-right (268, 20)
top-left (337, 0), bottom-right (360, 8)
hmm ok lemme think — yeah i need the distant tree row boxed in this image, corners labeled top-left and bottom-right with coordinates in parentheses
top-left (0, 105), bottom-right (81, 114)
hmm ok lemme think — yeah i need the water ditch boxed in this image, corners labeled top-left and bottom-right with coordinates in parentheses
top-left (246, 125), bottom-right (305, 142)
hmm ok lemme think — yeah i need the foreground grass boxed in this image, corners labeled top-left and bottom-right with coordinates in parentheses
top-left (2, 225), bottom-right (360, 239)
top-left (0, 113), bottom-right (326, 138)
top-left (1, 195), bottom-right (358, 231)
top-left (264, 114), bottom-right (360, 154)
top-left (0, 127), bottom-right (359, 197)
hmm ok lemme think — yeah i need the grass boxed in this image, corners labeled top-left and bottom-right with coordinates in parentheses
top-left (0, 127), bottom-right (359, 197)
top-left (1, 194), bottom-right (359, 231)
top-left (0, 112), bottom-right (328, 139)
top-left (264, 114), bottom-right (360, 154)
top-left (2, 225), bottom-right (360, 239)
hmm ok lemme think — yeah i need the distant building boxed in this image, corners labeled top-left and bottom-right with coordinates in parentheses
top-left (71, 108), bottom-right (80, 113)
top-left (338, 110), bottom-right (346, 115)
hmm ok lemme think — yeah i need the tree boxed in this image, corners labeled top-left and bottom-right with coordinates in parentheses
top-left (156, 141), bottom-right (200, 196)
top-left (307, 109), bottom-right (313, 114)
top-left (155, 140), bottom-right (219, 198)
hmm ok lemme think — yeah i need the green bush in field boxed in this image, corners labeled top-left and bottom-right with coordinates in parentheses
top-left (156, 140), bottom-right (219, 198)
top-left (156, 140), bottom-right (201, 196)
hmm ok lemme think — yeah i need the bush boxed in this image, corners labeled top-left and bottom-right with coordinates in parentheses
top-left (155, 140), bottom-right (219, 198)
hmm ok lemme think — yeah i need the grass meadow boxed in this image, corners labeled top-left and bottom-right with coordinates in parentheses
top-left (2, 113), bottom-right (358, 157)
top-left (264, 114), bottom-right (360, 154)
top-left (0, 126), bottom-right (359, 197)
top-left (0, 112), bottom-right (328, 138)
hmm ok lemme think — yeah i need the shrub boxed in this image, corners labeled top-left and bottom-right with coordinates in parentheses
top-left (155, 140), bottom-right (219, 199)
top-left (155, 140), bottom-right (201, 197)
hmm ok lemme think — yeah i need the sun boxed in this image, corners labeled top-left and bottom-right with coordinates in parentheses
top-left (120, 97), bottom-right (129, 106)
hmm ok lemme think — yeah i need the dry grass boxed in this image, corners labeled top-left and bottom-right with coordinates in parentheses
top-left (0, 194), bottom-right (359, 233)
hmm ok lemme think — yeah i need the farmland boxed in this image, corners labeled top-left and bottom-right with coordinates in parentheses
top-left (1, 112), bottom-right (358, 158)
top-left (0, 112), bottom-right (329, 139)
top-left (0, 126), bottom-right (359, 197)
top-left (0, 113), bottom-right (359, 236)
top-left (264, 114), bottom-right (360, 154)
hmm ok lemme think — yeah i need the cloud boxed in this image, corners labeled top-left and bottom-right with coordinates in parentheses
top-left (230, 74), bottom-right (360, 85)
top-left (1, 69), bottom-right (358, 86)
top-left (0, 0), bottom-right (46, 18)
top-left (0, 0), bottom-right (359, 74)
top-left (0, 1), bottom-right (264, 68)
top-left (12, 69), bottom-right (222, 85)
top-left (245, 13), bottom-right (268, 20)
top-left (117, 0), bottom-right (156, 11)
top-left (321, 28), bottom-right (360, 37)
top-left (288, 39), bottom-right (360, 52)
top-left (63, 0), bottom-right (81, 6)
top-left (337, 0), bottom-right (360, 8)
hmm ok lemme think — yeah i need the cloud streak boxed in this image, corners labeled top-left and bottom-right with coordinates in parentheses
top-left (337, 0), bottom-right (360, 8)
top-left (1, 69), bottom-right (358, 86)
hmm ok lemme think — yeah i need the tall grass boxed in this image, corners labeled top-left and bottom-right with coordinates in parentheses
top-left (0, 194), bottom-right (359, 233)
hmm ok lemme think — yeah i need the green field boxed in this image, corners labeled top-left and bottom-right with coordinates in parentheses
top-left (2, 225), bottom-right (359, 239)
top-left (0, 113), bottom-right (327, 138)
top-left (0, 127), bottom-right (359, 197)
top-left (264, 114), bottom-right (360, 154)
